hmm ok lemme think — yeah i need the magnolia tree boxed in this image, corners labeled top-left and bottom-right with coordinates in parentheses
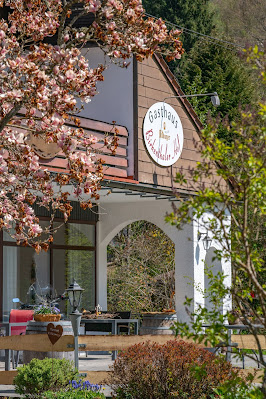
top-left (0, 0), bottom-right (183, 250)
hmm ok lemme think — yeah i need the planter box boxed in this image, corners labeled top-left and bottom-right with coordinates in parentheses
top-left (34, 314), bottom-right (61, 322)
top-left (140, 312), bottom-right (177, 335)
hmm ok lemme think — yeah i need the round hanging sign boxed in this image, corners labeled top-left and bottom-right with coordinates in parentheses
top-left (143, 102), bottom-right (183, 167)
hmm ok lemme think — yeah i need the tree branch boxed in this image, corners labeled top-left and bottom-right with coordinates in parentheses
top-left (0, 104), bottom-right (22, 133)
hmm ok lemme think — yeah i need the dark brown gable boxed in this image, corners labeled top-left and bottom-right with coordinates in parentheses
top-left (137, 55), bottom-right (223, 192)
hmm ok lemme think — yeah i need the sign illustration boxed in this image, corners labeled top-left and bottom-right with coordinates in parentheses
top-left (47, 323), bottom-right (63, 345)
top-left (143, 102), bottom-right (183, 166)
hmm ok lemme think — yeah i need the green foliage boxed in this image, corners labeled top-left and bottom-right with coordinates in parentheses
top-left (245, 45), bottom-right (266, 84)
top-left (110, 340), bottom-right (237, 399)
top-left (179, 40), bottom-right (259, 134)
top-left (107, 221), bottom-right (175, 313)
top-left (143, 0), bottom-right (215, 53)
top-left (14, 358), bottom-right (78, 398)
top-left (212, 381), bottom-right (264, 399)
top-left (211, 370), bottom-right (264, 398)
top-left (173, 268), bottom-right (232, 348)
top-left (143, 0), bottom-right (261, 138)
top-left (34, 305), bottom-right (60, 315)
top-left (211, 0), bottom-right (266, 47)
top-left (42, 390), bottom-right (105, 399)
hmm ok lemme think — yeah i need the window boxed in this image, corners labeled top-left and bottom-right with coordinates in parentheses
top-left (0, 219), bottom-right (96, 321)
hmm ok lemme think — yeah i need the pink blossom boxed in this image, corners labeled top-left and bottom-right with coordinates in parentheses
top-left (65, 69), bottom-right (75, 80)
top-left (0, 0), bottom-right (183, 249)
top-left (107, 21), bottom-right (116, 30)
top-left (17, 194), bottom-right (25, 202)
top-left (113, 50), bottom-right (120, 58)
top-left (58, 75), bottom-right (66, 84)
top-left (127, 9), bottom-right (135, 18)
top-left (103, 6), bottom-right (113, 19)
top-left (31, 224), bottom-right (43, 235)
top-left (74, 186), bottom-right (82, 197)
top-left (53, 65), bottom-right (60, 75)
top-left (85, 0), bottom-right (101, 13)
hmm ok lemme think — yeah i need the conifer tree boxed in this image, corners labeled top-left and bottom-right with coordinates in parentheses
top-left (143, 0), bottom-right (214, 53)
top-left (143, 0), bottom-right (261, 134)
top-left (179, 40), bottom-right (259, 139)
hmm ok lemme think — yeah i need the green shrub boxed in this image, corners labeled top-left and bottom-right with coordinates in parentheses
top-left (43, 389), bottom-right (105, 398)
top-left (110, 340), bottom-right (239, 399)
top-left (14, 357), bottom-right (79, 398)
top-left (211, 374), bottom-right (264, 399)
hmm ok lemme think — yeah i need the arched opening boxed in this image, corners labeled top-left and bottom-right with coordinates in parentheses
top-left (106, 220), bottom-right (175, 314)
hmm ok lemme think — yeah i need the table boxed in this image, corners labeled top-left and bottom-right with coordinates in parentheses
top-left (0, 322), bottom-right (30, 371)
top-left (81, 318), bottom-right (139, 360)
top-left (81, 318), bottom-right (139, 335)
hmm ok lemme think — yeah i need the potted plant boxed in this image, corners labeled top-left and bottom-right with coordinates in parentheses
top-left (34, 304), bottom-right (61, 322)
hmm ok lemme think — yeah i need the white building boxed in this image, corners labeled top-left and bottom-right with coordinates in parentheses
top-left (0, 49), bottom-right (231, 323)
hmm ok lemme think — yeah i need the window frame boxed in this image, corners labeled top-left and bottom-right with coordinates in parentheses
top-left (0, 217), bottom-right (97, 320)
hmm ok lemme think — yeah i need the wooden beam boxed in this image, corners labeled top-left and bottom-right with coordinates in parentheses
top-left (0, 334), bottom-right (74, 352)
top-left (77, 118), bottom-right (128, 137)
top-left (0, 369), bottom-right (264, 386)
top-left (1, 334), bottom-right (265, 353)
top-left (0, 370), bottom-right (111, 386)
top-left (79, 369), bottom-right (266, 385)
top-left (231, 335), bottom-right (266, 350)
top-left (239, 369), bottom-right (264, 384)
top-left (78, 334), bottom-right (205, 351)
top-left (0, 371), bottom-right (18, 385)
top-left (0, 334), bottom-right (199, 353)
top-left (81, 371), bottom-right (111, 385)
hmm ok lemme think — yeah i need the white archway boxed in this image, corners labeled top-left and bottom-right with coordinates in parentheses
top-left (96, 199), bottom-right (196, 323)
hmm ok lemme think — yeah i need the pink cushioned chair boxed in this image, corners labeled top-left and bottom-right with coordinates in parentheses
top-left (9, 309), bottom-right (34, 368)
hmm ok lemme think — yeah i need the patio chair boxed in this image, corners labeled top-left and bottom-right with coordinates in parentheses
top-left (9, 309), bottom-right (34, 368)
top-left (115, 311), bottom-right (131, 335)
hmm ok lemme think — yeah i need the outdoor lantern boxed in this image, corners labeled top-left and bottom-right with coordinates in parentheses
top-left (164, 92), bottom-right (220, 108)
top-left (66, 279), bottom-right (84, 314)
top-left (211, 92), bottom-right (220, 107)
top-left (202, 232), bottom-right (212, 251)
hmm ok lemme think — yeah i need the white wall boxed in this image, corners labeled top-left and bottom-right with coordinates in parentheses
top-left (96, 199), bottom-right (232, 324)
top-left (96, 198), bottom-right (195, 323)
top-left (195, 211), bottom-right (232, 317)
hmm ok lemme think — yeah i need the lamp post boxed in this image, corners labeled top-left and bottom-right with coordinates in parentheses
top-left (163, 92), bottom-right (220, 107)
top-left (66, 280), bottom-right (84, 370)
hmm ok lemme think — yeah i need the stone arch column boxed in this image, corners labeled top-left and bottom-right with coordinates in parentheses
top-left (196, 211), bottom-right (232, 316)
top-left (203, 245), bottom-right (231, 316)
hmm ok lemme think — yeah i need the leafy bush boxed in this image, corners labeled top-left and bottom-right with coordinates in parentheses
top-left (14, 358), bottom-right (78, 398)
top-left (212, 386), bottom-right (264, 399)
top-left (211, 373), bottom-right (264, 399)
top-left (110, 340), bottom-right (238, 399)
top-left (43, 389), bottom-right (105, 398)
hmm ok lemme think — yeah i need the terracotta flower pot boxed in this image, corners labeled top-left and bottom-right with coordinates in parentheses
top-left (34, 314), bottom-right (61, 322)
